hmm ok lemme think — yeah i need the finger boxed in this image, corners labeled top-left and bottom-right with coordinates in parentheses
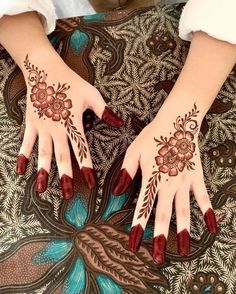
top-left (66, 117), bottom-right (96, 190)
top-left (129, 169), bottom-right (159, 253)
top-left (192, 180), bottom-right (218, 234)
top-left (175, 187), bottom-right (191, 256)
top-left (86, 89), bottom-right (124, 128)
top-left (53, 134), bottom-right (74, 200)
top-left (102, 106), bottom-right (124, 128)
top-left (35, 131), bottom-right (53, 193)
top-left (16, 124), bottom-right (37, 175)
top-left (111, 144), bottom-right (140, 196)
top-left (152, 189), bottom-right (174, 264)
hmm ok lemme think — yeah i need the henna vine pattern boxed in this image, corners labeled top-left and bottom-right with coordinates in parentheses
top-left (138, 103), bottom-right (199, 219)
top-left (24, 55), bottom-right (87, 163)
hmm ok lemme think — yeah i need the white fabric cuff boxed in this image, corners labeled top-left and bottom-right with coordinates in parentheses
top-left (179, 0), bottom-right (236, 45)
top-left (0, 0), bottom-right (57, 34)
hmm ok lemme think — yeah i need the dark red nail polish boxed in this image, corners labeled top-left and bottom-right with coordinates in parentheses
top-left (61, 174), bottom-right (74, 200)
top-left (35, 168), bottom-right (49, 193)
top-left (152, 234), bottom-right (166, 265)
top-left (16, 154), bottom-right (28, 175)
top-left (129, 224), bottom-right (144, 252)
top-left (102, 106), bottom-right (124, 128)
top-left (81, 167), bottom-right (96, 189)
top-left (177, 228), bottom-right (190, 256)
top-left (112, 168), bottom-right (132, 196)
top-left (204, 208), bottom-right (218, 234)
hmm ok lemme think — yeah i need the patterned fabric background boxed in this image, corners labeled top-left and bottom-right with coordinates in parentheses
top-left (0, 4), bottom-right (235, 294)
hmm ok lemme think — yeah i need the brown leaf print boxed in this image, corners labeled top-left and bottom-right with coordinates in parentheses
top-left (75, 224), bottom-right (164, 292)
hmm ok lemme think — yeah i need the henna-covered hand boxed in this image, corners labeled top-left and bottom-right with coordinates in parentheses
top-left (16, 54), bottom-right (124, 200)
top-left (112, 103), bottom-right (218, 265)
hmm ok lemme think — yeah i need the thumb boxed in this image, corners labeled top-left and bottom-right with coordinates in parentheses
top-left (87, 89), bottom-right (124, 128)
top-left (112, 144), bottom-right (140, 196)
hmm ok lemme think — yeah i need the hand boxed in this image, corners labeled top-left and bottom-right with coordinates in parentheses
top-left (112, 103), bottom-right (218, 264)
top-left (16, 53), bottom-right (124, 200)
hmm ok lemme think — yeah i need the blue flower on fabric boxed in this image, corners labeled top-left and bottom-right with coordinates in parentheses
top-left (32, 187), bottom-right (167, 294)
top-left (33, 194), bottom-right (123, 294)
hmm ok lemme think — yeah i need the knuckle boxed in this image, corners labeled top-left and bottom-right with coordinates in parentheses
top-left (198, 194), bottom-right (210, 205)
top-left (179, 207), bottom-right (189, 219)
top-left (93, 88), bottom-right (101, 97)
top-left (88, 88), bottom-right (102, 102)
top-left (156, 212), bottom-right (169, 224)
top-left (57, 152), bottom-right (70, 164)
top-left (125, 145), bottom-right (134, 158)
top-left (39, 148), bottom-right (50, 158)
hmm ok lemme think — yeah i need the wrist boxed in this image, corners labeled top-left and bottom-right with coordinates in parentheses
top-left (153, 97), bottom-right (203, 139)
top-left (21, 48), bottom-right (60, 71)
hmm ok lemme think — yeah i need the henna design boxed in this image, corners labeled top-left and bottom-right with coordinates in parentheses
top-left (137, 103), bottom-right (199, 219)
top-left (138, 170), bottom-right (160, 219)
top-left (24, 55), bottom-right (87, 163)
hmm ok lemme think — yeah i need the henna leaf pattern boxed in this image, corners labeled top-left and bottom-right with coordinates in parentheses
top-left (138, 103), bottom-right (199, 219)
top-left (23, 55), bottom-right (87, 163)
top-left (138, 171), bottom-right (160, 219)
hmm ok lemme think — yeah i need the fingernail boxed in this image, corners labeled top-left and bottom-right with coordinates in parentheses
top-left (61, 174), bottom-right (74, 200)
top-left (102, 106), bottom-right (124, 128)
top-left (35, 168), bottom-right (49, 193)
top-left (177, 228), bottom-right (190, 256)
top-left (16, 154), bottom-right (28, 175)
top-left (152, 234), bottom-right (166, 265)
top-left (129, 224), bottom-right (144, 252)
top-left (204, 208), bottom-right (218, 234)
top-left (112, 168), bottom-right (132, 196)
top-left (81, 167), bottom-right (96, 189)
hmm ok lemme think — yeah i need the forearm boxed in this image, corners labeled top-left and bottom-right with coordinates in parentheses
top-left (158, 31), bottom-right (236, 122)
top-left (0, 12), bottom-right (60, 73)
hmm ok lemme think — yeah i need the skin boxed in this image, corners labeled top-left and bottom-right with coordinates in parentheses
top-left (113, 31), bottom-right (236, 262)
top-left (1, 11), bottom-right (236, 262)
top-left (0, 12), bottom-right (123, 199)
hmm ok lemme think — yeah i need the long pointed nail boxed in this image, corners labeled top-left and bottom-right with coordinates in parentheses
top-left (81, 167), bottom-right (96, 189)
top-left (112, 168), bottom-right (132, 196)
top-left (16, 154), bottom-right (28, 175)
top-left (152, 234), bottom-right (166, 265)
top-left (102, 106), bottom-right (124, 128)
top-left (129, 224), bottom-right (144, 252)
top-left (35, 168), bottom-right (49, 193)
top-left (61, 174), bottom-right (74, 200)
top-left (204, 208), bottom-right (218, 234)
top-left (177, 228), bottom-right (190, 256)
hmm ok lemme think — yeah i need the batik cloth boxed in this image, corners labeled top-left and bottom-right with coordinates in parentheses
top-left (0, 4), bottom-right (235, 294)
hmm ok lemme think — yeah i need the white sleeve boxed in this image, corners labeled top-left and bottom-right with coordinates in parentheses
top-left (0, 0), bottom-right (57, 34)
top-left (179, 0), bottom-right (236, 44)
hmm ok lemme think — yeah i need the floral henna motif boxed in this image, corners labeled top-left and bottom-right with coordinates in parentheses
top-left (137, 103), bottom-right (199, 219)
top-left (24, 55), bottom-right (87, 162)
